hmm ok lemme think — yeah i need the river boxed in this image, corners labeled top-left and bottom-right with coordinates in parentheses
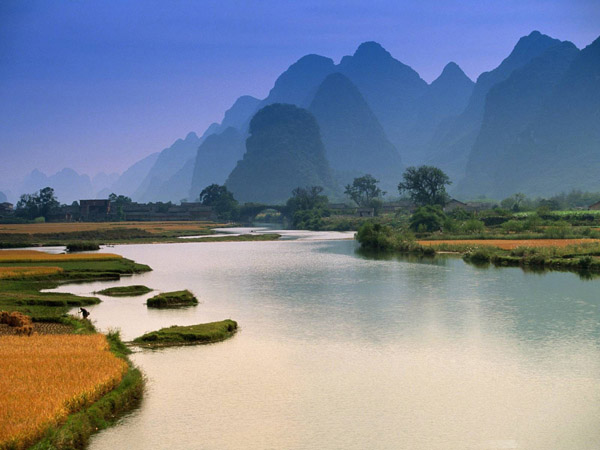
top-left (49, 230), bottom-right (600, 449)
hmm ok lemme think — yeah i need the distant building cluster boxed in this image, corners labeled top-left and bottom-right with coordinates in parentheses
top-left (0, 200), bottom-right (215, 222)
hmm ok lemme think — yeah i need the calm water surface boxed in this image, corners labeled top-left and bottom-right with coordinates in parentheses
top-left (51, 232), bottom-right (600, 449)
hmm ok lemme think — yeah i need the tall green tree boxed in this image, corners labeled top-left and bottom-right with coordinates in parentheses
top-left (16, 187), bottom-right (59, 220)
top-left (344, 174), bottom-right (385, 213)
top-left (109, 193), bottom-right (132, 221)
top-left (199, 184), bottom-right (239, 220)
top-left (285, 186), bottom-right (329, 229)
top-left (398, 166), bottom-right (451, 206)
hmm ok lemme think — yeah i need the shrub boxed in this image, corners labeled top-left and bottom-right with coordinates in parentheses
top-left (66, 242), bottom-right (100, 252)
top-left (356, 222), bottom-right (394, 250)
top-left (501, 220), bottom-right (525, 233)
top-left (544, 221), bottom-right (572, 238)
top-left (461, 219), bottom-right (485, 234)
top-left (579, 256), bottom-right (594, 269)
top-left (463, 248), bottom-right (494, 264)
top-left (409, 205), bottom-right (446, 232)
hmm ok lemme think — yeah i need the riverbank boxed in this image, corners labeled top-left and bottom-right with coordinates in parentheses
top-left (355, 222), bottom-right (600, 276)
top-left (0, 250), bottom-right (151, 320)
top-left (0, 250), bottom-right (150, 449)
top-left (0, 328), bottom-right (143, 450)
top-left (0, 221), bottom-right (283, 248)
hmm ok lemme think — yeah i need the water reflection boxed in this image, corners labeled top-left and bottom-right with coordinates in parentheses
top-left (44, 235), bottom-right (600, 449)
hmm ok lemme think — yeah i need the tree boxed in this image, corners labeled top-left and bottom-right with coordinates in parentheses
top-left (409, 205), bottom-right (447, 232)
top-left (500, 193), bottom-right (527, 211)
top-left (198, 184), bottom-right (239, 220)
top-left (108, 193), bottom-right (132, 205)
top-left (15, 187), bottom-right (59, 220)
top-left (344, 175), bottom-right (385, 214)
top-left (285, 186), bottom-right (329, 230)
top-left (108, 193), bottom-right (132, 221)
top-left (398, 166), bottom-right (451, 206)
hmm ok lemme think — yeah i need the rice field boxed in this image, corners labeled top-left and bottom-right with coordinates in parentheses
top-left (0, 221), bottom-right (219, 235)
top-left (0, 334), bottom-right (127, 450)
top-left (0, 250), bottom-right (122, 263)
top-left (0, 266), bottom-right (64, 279)
top-left (418, 238), bottom-right (600, 250)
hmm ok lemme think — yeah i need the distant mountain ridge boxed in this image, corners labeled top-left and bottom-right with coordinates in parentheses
top-left (457, 40), bottom-right (581, 197)
top-left (36, 31), bottom-right (597, 205)
top-left (189, 127), bottom-right (246, 201)
top-left (425, 30), bottom-right (567, 183)
top-left (309, 72), bottom-right (403, 193)
top-left (459, 35), bottom-right (600, 197)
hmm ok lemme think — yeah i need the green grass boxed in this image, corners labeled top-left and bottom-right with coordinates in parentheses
top-left (146, 290), bottom-right (198, 308)
top-left (462, 242), bottom-right (600, 276)
top-left (132, 320), bottom-right (238, 347)
top-left (96, 285), bottom-right (153, 297)
top-left (28, 330), bottom-right (144, 450)
top-left (182, 233), bottom-right (281, 243)
top-left (0, 256), bottom-right (151, 320)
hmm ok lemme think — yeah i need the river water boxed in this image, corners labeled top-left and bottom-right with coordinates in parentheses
top-left (50, 231), bottom-right (600, 449)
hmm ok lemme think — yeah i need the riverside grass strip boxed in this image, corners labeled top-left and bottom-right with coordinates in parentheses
top-left (0, 221), bottom-right (221, 236)
top-left (0, 250), bottom-right (123, 263)
top-left (0, 334), bottom-right (127, 450)
top-left (0, 266), bottom-right (63, 279)
top-left (418, 238), bottom-right (600, 251)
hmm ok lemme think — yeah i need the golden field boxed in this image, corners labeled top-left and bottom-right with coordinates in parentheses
top-left (0, 221), bottom-right (219, 235)
top-left (418, 238), bottom-right (600, 250)
top-left (0, 250), bottom-right (122, 263)
top-left (0, 334), bottom-right (127, 449)
top-left (0, 266), bottom-right (64, 279)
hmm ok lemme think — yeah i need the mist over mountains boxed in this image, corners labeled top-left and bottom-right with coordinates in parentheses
top-left (3, 30), bottom-right (599, 205)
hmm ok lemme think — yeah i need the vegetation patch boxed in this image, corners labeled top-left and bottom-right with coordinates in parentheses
top-left (0, 250), bottom-right (149, 449)
top-left (66, 242), bottom-right (100, 252)
top-left (0, 221), bottom-right (225, 247)
top-left (419, 238), bottom-right (600, 250)
top-left (355, 222), bottom-right (434, 255)
top-left (146, 290), bottom-right (198, 308)
top-left (133, 320), bottom-right (238, 347)
top-left (0, 334), bottom-right (129, 450)
top-left (0, 250), bottom-right (123, 263)
top-left (0, 250), bottom-right (150, 320)
top-left (0, 266), bottom-right (63, 280)
top-left (96, 285), bottom-right (153, 297)
top-left (185, 233), bottom-right (281, 243)
top-left (24, 331), bottom-right (144, 450)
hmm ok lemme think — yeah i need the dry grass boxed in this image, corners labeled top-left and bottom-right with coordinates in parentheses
top-left (0, 334), bottom-right (127, 449)
top-left (0, 266), bottom-right (64, 279)
top-left (0, 221), bottom-right (219, 235)
top-left (0, 250), bottom-right (122, 263)
top-left (418, 239), bottom-right (600, 250)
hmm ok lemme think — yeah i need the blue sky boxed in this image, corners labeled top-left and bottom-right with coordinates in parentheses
top-left (1, 0), bottom-right (598, 183)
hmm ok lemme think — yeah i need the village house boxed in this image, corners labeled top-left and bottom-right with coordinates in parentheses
top-left (443, 199), bottom-right (468, 212)
top-left (0, 202), bottom-right (14, 217)
top-left (588, 201), bottom-right (600, 210)
top-left (80, 199), bottom-right (111, 221)
top-left (356, 207), bottom-right (375, 217)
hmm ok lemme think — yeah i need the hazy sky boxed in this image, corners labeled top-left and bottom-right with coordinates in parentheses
top-left (1, 0), bottom-right (599, 183)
